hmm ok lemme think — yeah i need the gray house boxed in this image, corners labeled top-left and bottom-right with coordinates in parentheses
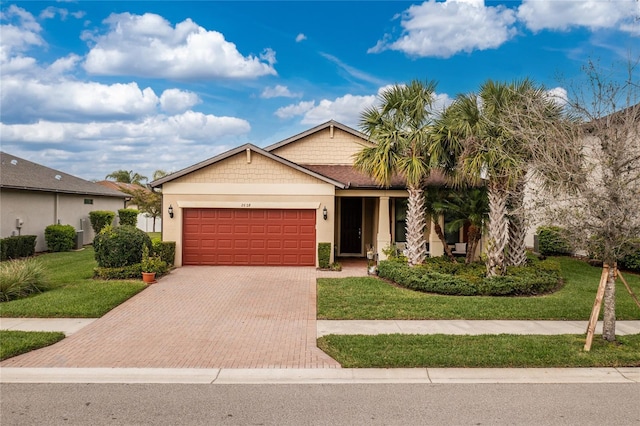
top-left (0, 152), bottom-right (128, 252)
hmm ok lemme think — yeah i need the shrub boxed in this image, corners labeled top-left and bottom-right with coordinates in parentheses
top-left (318, 243), bottom-right (331, 269)
top-left (377, 257), bottom-right (562, 297)
top-left (0, 258), bottom-right (49, 301)
top-left (619, 239), bottom-right (640, 272)
top-left (537, 226), bottom-right (572, 256)
top-left (89, 210), bottom-right (115, 235)
top-left (152, 239), bottom-right (176, 266)
top-left (118, 209), bottom-right (139, 227)
top-left (141, 245), bottom-right (169, 275)
top-left (93, 225), bottom-right (151, 268)
top-left (44, 224), bottom-right (76, 252)
top-left (93, 264), bottom-right (142, 280)
top-left (0, 235), bottom-right (37, 260)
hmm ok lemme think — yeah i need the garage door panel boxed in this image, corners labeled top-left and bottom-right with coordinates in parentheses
top-left (183, 208), bottom-right (316, 266)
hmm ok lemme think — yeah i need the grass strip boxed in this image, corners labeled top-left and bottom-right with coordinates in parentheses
top-left (318, 257), bottom-right (640, 320)
top-left (317, 333), bottom-right (640, 368)
top-left (0, 330), bottom-right (65, 361)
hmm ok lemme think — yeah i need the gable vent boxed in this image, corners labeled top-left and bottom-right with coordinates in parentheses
top-left (10, 159), bottom-right (17, 165)
top-left (55, 175), bottom-right (62, 180)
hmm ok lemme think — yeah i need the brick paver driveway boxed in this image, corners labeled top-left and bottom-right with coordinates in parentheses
top-left (1, 266), bottom-right (340, 369)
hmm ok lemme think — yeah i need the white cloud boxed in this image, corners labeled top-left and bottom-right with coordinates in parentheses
top-left (274, 101), bottom-right (315, 119)
top-left (320, 52), bottom-right (387, 86)
top-left (159, 89), bottom-right (201, 114)
top-left (296, 33), bottom-right (307, 42)
top-left (0, 5), bottom-right (45, 59)
top-left (261, 85), bottom-right (301, 99)
top-left (83, 12), bottom-right (277, 79)
top-left (546, 87), bottom-right (569, 105)
top-left (369, 0), bottom-right (517, 58)
top-left (517, 0), bottom-right (639, 33)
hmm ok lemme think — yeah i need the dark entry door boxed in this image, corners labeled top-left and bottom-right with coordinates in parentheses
top-left (340, 198), bottom-right (362, 254)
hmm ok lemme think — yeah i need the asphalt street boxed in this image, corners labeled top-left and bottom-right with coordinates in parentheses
top-left (2, 383), bottom-right (639, 425)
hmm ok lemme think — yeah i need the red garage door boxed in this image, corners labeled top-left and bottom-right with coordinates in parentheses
top-left (183, 208), bottom-right (316, 266)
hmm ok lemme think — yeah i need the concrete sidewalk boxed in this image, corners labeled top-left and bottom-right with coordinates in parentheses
top-left (3, 318), bottom-right (639, 337)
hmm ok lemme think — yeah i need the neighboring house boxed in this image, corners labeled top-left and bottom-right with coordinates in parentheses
top-left (0, 152), bottom-right (128, 252)
top-left (151, 120), bottom-right (463, 267)
top-left (96, 181), bottom-right (162, 232)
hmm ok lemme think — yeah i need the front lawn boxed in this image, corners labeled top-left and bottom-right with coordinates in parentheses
top-left (318, 257), bottom-right (640, 320)
top-left (318, 333), bottom-right (640, 368)
top-left (0, 248), bottom-right (147, 318)
top-left (0, 330), bottom-right (65, 361)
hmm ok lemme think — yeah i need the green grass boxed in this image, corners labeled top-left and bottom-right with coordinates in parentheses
top-left (318, 257), bottom-right (640, 320)
top-left (0, 330), bottom-right (65, 361)
top-left (318, 333), bottom-right (640, 368)
top-left (0, 248), bottom-right (147, 318)
top-left (147, 232), bottom-right (161, 240)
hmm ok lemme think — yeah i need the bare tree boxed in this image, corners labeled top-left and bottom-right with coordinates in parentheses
top-left (508, 59), bottom-right (640, 342)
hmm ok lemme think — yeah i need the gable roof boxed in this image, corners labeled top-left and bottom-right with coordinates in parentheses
top-left (96, 180), bottom-right (150, 194)
top-left (264, 120), bottom-right (372, 152)
top-left (0, 152), bottom-right (129, 198)
top-left (149, 143), bottom-right (346, 188)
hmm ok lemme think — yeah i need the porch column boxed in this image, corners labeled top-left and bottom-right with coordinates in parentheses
top-left (429, 214), bottom-right (444, 257)
top-left (376, 196), bottom-right (391, 260)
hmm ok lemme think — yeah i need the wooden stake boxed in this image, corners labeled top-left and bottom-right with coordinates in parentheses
top-left (617, 270), bottom-right (640, 310)
top-left (584, 264), bottom-right (609, 352)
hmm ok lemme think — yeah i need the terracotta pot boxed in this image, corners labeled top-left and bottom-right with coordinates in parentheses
top-left (142, 272), bottom-right (156, 284)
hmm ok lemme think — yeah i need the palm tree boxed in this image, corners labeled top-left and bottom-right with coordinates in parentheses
top-left (425, 186), bottom-right (458, 262)
top-left (355, 79), bottom-right (438, 266)
top-left (105, 170), bottom-right (148, 185)
top-left (439, 187), bottom-right (489, 265)
top-left (435, 80), bottom-right (535, 276)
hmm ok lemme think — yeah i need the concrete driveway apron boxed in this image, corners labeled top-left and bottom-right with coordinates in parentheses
top-left (1, 266), bottom-right (340, 369)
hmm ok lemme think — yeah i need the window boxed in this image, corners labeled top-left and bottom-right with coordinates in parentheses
top-left (84, 199), bottom-right (93, 205)
top-left (394, 198), bottom-right (407, 242)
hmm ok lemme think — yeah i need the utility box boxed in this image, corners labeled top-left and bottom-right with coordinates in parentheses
top-left (75, 230), bottom-right (84, 250)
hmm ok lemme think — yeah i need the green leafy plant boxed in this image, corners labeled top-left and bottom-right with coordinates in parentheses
top-left (0, 258), bottom-right (49, 301)
top-left (141, 245), bottom-right (168, 275)
top-left (88, 210), bottom-right (115, 235)
top-left (152, 239), bottom-right (176, 266)
top-left (93, 225), bottom-right (151, 268)
top-left (318, 242), bottom-right (331, 269)
top-left (93, 264), bottom-right (142, 280)
top-left (44, 224), bottom-right (76, 252)
top-left (537, 226), bottom-right (572, 256)
top-left (0, 235), bottom-right (37, 260)
top-left (117, 208), bottom-right (139, 227)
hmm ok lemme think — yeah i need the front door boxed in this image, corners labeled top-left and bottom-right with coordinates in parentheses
top-left (340, 198), bottom-right (362, 254)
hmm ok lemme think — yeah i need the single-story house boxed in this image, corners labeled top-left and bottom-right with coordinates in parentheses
top-left (96, 180), bottom-right (162, 233)
top-left (150, 120), bottom-right (467, 267)
top-left (0, 152), bottom-right (129, 252)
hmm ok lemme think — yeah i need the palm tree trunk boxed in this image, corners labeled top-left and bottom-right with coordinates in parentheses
top-left (486, 182), bottom-right (508, 276)
top-left (602, 263), bottom-right (617, 341)
top-left (507, 179), bottom-right (527, 267)
top-left (405, 185), bottom-right (427, 266)
top-left (432, 221), bottom-right (457, 262)
top-left (465, 224), bottom-right (480, 265)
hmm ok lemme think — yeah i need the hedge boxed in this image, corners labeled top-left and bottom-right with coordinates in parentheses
top-left (377, 257), bottom-right (561, 297)
top-left (93, 225), bottom-right (151, 268)
top-left (152, 240), bottom-right (176, 266)
top-left (537, 226), bottom-right (572, 256)
top-left (318, 243), bottom-right (331, 269)
top-left (118, 209), bottom-right (139, 227)
top-left (0, 235), bottom-right (37, 261)
top-left (89, 210), bottom-right (115, 235)
top-left (44, 224), bottom-right (76, 252)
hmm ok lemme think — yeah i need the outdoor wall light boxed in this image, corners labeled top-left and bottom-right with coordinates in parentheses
top-left (168, 204), bottom-right (174, 219)
top-left (322, 206), bottom-right (328, 220)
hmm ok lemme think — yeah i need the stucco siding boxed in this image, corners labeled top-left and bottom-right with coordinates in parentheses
top-left (173, 151), bottom-right (323, 185)
top-left (272, 127), bottom-right (370, 165)
top-left (0, 189), bottom-right (125, 252)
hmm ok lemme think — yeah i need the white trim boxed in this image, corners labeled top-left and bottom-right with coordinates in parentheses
top-left (177, 201), bottom-right (321, 209)
top-left (165, 183), bottom-right (335, 196)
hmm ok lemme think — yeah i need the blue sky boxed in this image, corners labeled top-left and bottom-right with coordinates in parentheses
top-left (1, 0), bottom-right (638, 182)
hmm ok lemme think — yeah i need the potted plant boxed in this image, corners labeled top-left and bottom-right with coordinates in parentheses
top-left (141, 245), bottom-right (165, 284)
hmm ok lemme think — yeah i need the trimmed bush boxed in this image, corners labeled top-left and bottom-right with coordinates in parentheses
top-left (318, 242), bottom-right (331, 269)
top-left (93, 264), bottom-right (142, 280)
top-left (0, 235), bottom-right (37, 260)
top-left (0, 258), bottom-right (49, 301)
top-left (152, 239), bottom-right (176, 266)
top-left (89, 210), bottom-right (115, 235)
top-left (377, 257), bottom-right (561, 297)
top-left (93, 225), bottom-right (151, 268)
top-left (537, 226), bottom-right (572, 256)
top-left (619, 239), bottom-right (640, 272)
top-left (44, 224), bottom-right (76, 252)
top-left (118, 209), bottom-right (139, 227)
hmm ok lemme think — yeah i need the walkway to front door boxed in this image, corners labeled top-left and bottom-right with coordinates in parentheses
top-left (0, 267), bottom-right (340, 369)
